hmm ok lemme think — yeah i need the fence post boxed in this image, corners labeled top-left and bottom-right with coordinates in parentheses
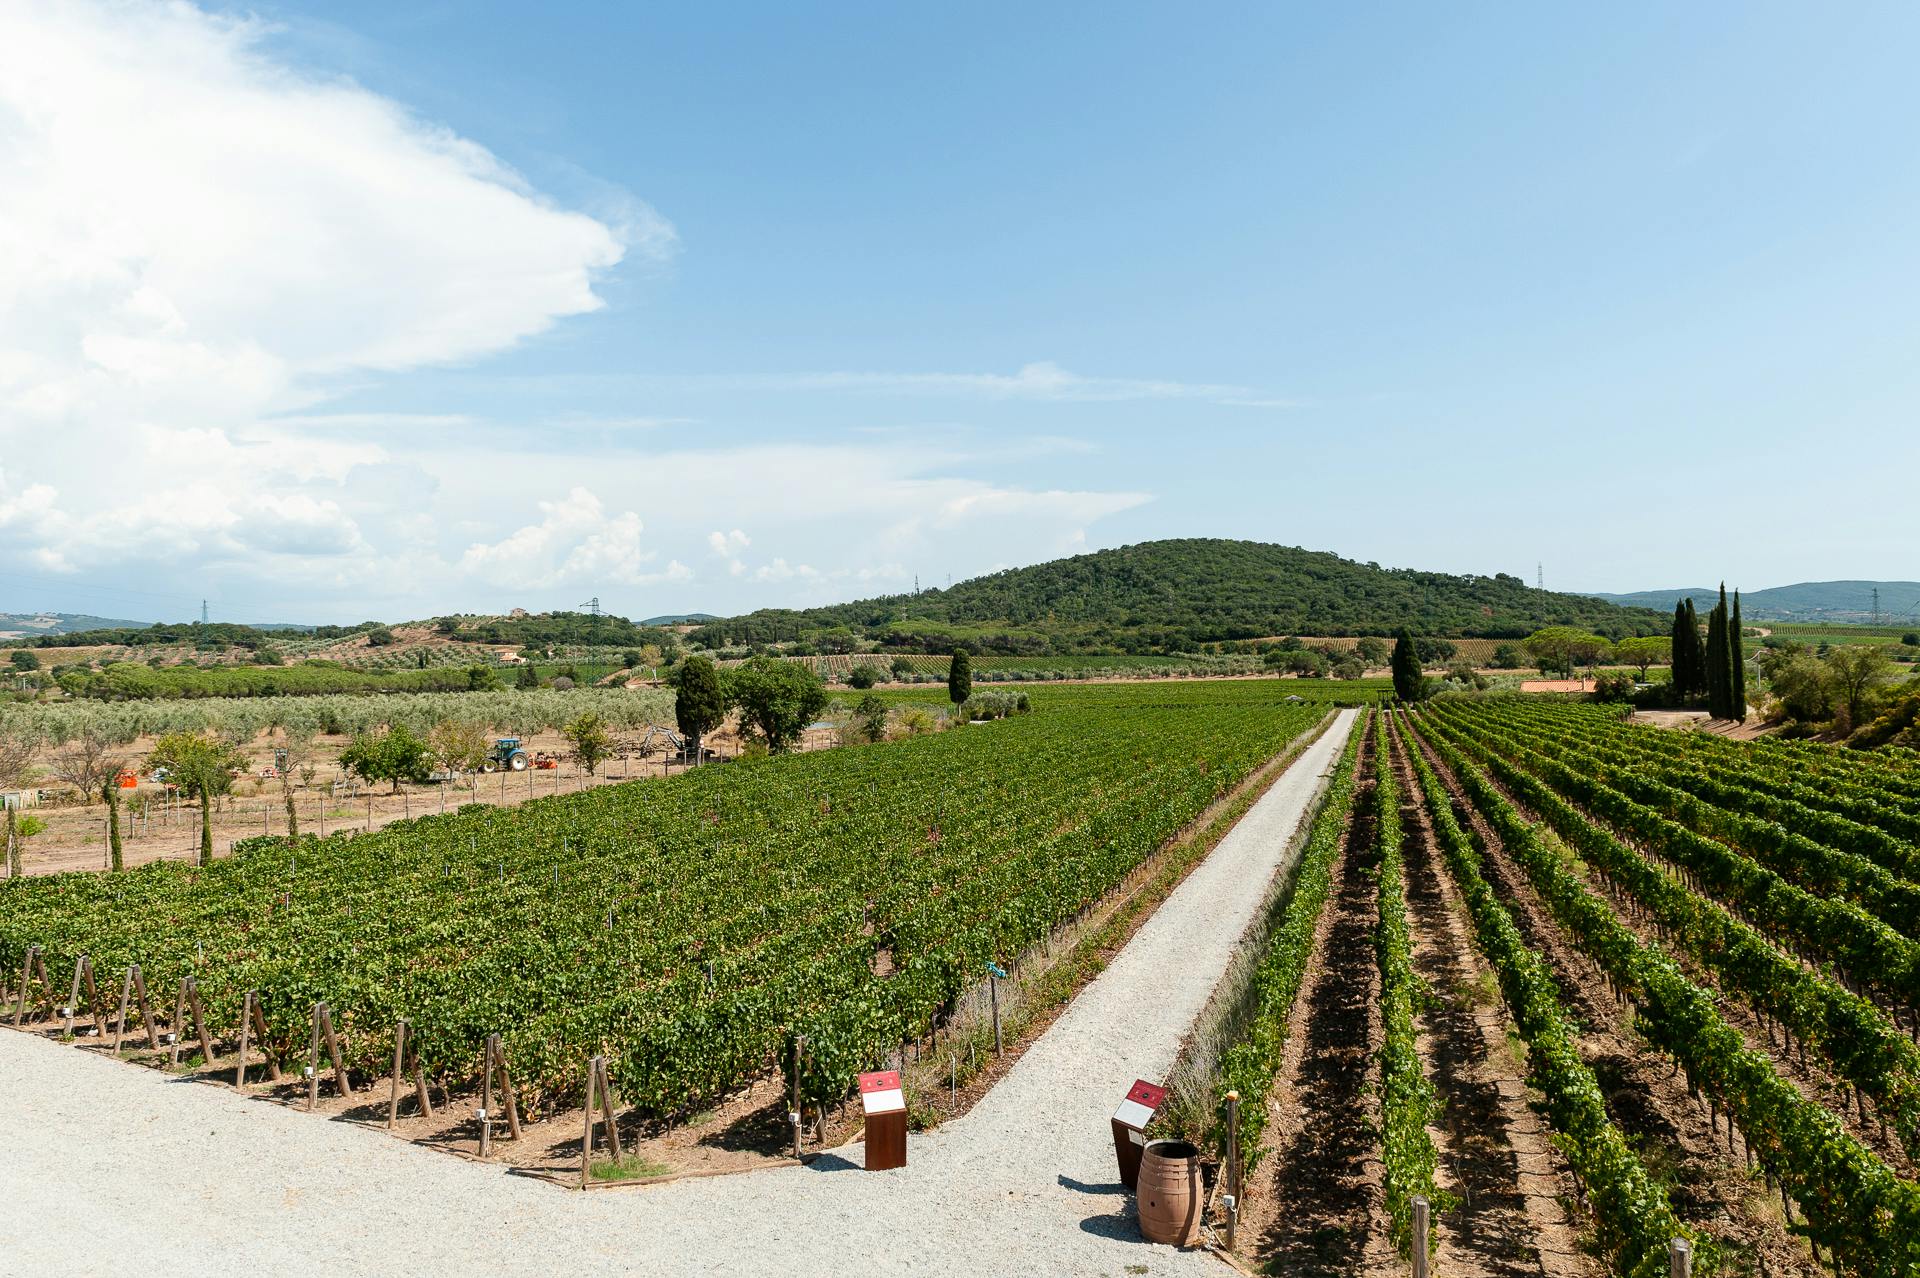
top-left (1412, 1196), bottom-right (1430, 1278)
top-left (990, 971), bottom-right (1002, 1055)
top-left (1224, 1091), bottom-right (1241, 1251)
top-left (1669, 1238), bottom-right (1692, 1278)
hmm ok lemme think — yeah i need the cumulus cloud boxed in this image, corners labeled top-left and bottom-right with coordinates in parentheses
top-left (458, 488), bottom-right (688, 589)
top-left (707, 528), bottom-right (750, 575)
top-left (0, 0), bottom-right (647, 596)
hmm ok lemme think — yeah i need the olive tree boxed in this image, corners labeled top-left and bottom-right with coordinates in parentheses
top-left (725, 656), bottom-right (829, 753)
top-left (563, 711), bottom-right (614, 775)
top-left (148, 732), bottom-right (249, 866)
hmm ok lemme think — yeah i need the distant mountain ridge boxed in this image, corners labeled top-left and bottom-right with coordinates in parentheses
top-left (0, 611), bottom-right (146, 639)
top-left (696, 538), bottom-right (1665, 653)
top-left (1588, 580), bottom-right (1920, 624)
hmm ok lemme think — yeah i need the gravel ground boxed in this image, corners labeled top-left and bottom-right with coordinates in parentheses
top-left (0, 710), bottom-right (1354, 1278)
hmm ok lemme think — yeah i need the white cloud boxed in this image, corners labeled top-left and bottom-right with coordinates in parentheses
top-left (458, 487), bottom-right (686, 589)
top-left (707, 528), bottom-right (750, 576)
top-left (0, 0), bottom-right (647, 597)
top-left (780, 360), bottom-right (1280, 404)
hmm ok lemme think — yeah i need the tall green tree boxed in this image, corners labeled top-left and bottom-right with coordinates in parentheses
top-left (1704, 595), bottom-right (1725, 717)
top-left (947, 648), bottom-right (973, 705)
top-left (147, 732), bottom-right (249, 866)
top-left (674, 656), bottom-right (726, 761)
top-left (725, 656), bottom-right (830, 752)
top-left (1682, 598), bottom-right (1704, 698)
top-left (1669, 602), bottom-right (1693, 698)
top-left (1390, 628), bottom-right (1424, 702)
top-left (1730, 591), bottom-right (1748, 721)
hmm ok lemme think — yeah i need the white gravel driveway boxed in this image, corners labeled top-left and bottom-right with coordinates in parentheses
top-left (0, 710), bottom-right (1354, 1278)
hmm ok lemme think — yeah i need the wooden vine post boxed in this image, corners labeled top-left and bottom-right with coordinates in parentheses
top-left (183, 976), bottom-right (213, 1066)
top-left (250, 995), bottom-right (280, 1081)
top-left (476, 1034), bottom-right (522, 1158)
top-left (1224, 1091), bottom-right (1242, 1252)
top-left (1669, 1238), bottom-right (1692, 1278)
top-left (580, 1054), bottom-right (624, 1188)
top-left (113, 966), bottom-right (134, 1053)
top-left (12, 945), bottom-right (40, 1026)
top-left (388, 1019), bottom-right (409, 1129)
top-left (318, 1003), bottom-right (352, 1098)
top-left (1412, 1196), bottom-right (1431, 1278)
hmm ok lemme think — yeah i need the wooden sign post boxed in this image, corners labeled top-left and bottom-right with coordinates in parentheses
top-left (858, 1069), bottom-right (907, 1171)
top-left (1111, 1078), bottom-right (1168, 1191)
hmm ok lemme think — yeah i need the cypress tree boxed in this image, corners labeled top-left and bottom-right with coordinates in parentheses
top-left (947, 648), bottom-right (973, 706)
top-left (1682, 598), bottom-right (1703, 698)
top-left (1730, 591), bottom-right (1748, 721)
top-left (1390, 628), bottom-right (1424, 702)
top-left (1705, 586), bottom-right (1730, 718)
top-left (674, 656), bottom-right (725, 761)
top-left (1669, 602), bottom-right (1692, 701)
top-left (1712, 598), bottom-right (1728, 717)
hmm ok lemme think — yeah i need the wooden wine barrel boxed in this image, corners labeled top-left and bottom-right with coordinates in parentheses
top-left (1137, 1139), bottom-right (1203, 1246)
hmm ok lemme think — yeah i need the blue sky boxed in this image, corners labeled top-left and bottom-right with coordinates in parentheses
top-left (2, 2), bottom-right (1916, 623)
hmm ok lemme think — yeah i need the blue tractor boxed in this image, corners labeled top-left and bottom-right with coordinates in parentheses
top-left (483, 737), bottom-right (531, 773)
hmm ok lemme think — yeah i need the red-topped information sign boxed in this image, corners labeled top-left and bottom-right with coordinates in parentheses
top-left (1115, 1079), bottom-right (1167, 1130)
top-left (858, 1070), bottom-right (907, 1170)
top-left (859, 1069), bottom-right (905, 1115)
top-left (1111, 1078), bottom-right (1168, 1190)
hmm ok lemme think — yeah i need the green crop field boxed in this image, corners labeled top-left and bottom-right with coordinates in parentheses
top-left (0, 681), bottom-right (1330, 1120)
top-left (1762, 621), bottom-right (1917, 647)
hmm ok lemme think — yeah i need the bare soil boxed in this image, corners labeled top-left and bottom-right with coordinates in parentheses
top-left (13, 733), bottom-right (704, 877)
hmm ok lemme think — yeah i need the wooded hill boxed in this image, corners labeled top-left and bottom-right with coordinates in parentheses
top-left (692, 539), bottom-right (1666, 654)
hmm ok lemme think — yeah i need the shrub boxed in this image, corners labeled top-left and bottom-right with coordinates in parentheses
top-left (845, 665), bottom-right (880, 689)
top-left (1591, 670), bottom-right (1636, 702)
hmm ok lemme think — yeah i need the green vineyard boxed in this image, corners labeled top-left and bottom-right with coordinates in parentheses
top-left (0, 682), bottom-right (1329, 1120)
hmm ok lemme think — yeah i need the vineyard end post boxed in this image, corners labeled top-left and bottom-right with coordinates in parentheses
top-left (790, 1035), bottom-right (804, 1160)
top-left (1412, 1195), bottom-right (1430, 1278)
top-left (1669, 1238), bottom-right (1692, 1278)
top-left (1224, 1091), bottom-right (1241, 1252)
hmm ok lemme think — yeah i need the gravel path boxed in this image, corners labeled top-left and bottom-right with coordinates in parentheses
top-left (0, 710), bottom-right (1354, 1278)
